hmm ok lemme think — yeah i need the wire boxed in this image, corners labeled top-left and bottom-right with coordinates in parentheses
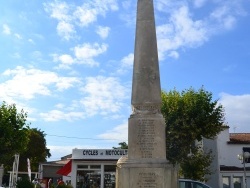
top-left (46, 134), bottom-right (126, 141)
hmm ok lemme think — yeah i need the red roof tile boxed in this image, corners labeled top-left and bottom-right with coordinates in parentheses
top-left (229, 133), bottom-right (250, 144)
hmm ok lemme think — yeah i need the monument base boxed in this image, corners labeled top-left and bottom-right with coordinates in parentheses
top-left (116, 156), bottom-right (178, 188)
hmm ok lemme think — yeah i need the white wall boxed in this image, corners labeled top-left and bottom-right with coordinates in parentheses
top-left (217, 128), bottom-right (249, 167)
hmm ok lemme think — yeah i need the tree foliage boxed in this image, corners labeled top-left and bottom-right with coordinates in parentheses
top-left (113, 142), bottom-right (128, 149)
top-left (179, 148), bottom-right (213, 182)
top-left (0, 102), bottom-right (29, 170)
top-left (0, 102), bottom-right (51, 173)
top-left (19, 128), bottom-right (51, 172)
top-left (161, 87), bottom-right (225, 180)
top-left (16, 178), bottom-right (34, 188)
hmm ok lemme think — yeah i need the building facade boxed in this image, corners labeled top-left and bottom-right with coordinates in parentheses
top-left (40, 149), bottom-right (128, 188)
top-left (71, 149), bottom-right (127, 188)
top-left (205, 127), bottom-right (250, 188)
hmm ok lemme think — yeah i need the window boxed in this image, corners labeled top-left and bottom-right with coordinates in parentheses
top-left (76, 165), bottom-right (101, 188)
top-left (179, 181), bottom-right (191, 188)
top-left (222, 177), bottom-right (230, 188)
top-left (90, 165), bottom-right (101, 169)
top-left (233, 177), bottom-right (242, 188)
top-left (104, 165), bottom-right (116, 188)
top-left (76, 170), bottom-right (101, 188)
top-left (179, 181), bottom-right (186, 188)
top-left (77, 165), bottom-right (88, 169)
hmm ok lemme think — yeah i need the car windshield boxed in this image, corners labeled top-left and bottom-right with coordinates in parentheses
top-left (179, 180), bottom-right (210, 188)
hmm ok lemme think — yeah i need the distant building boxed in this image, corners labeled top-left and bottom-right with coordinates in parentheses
top-left (204, 127), bottom-right (250, 188)
top-left (39, 149), bottom-right (127, 188)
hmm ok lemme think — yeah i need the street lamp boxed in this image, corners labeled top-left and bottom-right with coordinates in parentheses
top-left (238, 150), bottom-right (250, 188)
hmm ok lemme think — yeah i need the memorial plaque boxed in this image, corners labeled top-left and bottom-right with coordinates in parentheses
top-left (128, 117), bottom-right (166, 159)
top-left (134, 169), bottom-right (162, 188)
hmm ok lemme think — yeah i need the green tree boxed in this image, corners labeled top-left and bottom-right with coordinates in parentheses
top-left (179, 148), bottom-right (213, 181)
top-left (0, 102), bottom-right (29, 170)
top-left (161, 87), bottom-right (225, 180)
top-left (113, 142), bottom-right (128, 149)
top-left (19, 128), bottom-right (51, 172)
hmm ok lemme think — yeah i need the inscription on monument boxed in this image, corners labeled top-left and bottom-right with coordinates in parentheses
top-left (134, 67), bottom-right (157, 84)
top-left (137, 172), bottom-right (158, 188)
top-left (137, 119), bottom-right (156, 158)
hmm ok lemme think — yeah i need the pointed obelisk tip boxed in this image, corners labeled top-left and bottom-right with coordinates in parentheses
top-left (131, 0), bottom-right (162, 116)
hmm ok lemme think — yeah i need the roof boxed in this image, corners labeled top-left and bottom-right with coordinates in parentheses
top-left (61, 154), bottom-right (72, 160)
top-left (228, 133), bottom-right (250, 144)
top-left (40, 159), bottom-right (70, 166)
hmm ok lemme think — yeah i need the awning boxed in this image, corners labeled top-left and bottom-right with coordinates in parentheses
top-left (56, 160), bottom-right (72, 176)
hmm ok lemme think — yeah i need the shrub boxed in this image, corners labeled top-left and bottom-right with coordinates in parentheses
top-left (16, 178), bottom-right (33, 188)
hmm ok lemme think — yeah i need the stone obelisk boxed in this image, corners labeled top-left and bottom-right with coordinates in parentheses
top-left (116, 0), bottom-right (178, 187)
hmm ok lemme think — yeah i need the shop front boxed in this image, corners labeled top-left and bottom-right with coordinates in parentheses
top-left (70, 149), bottom-right (128, 188)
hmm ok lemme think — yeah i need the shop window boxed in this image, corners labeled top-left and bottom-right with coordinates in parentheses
top-left (77, 165), bottom-right (88, 169)
top-left (76, 170), bottom-right (101, 188)
top-left (90, 165), bottom-right (101, 169)
top-left (233, 177), bottom-right (242, 188)
top-left (222, 177), bottom-right (230, 188)
top-left (104, 165), bottom-right (116, 188)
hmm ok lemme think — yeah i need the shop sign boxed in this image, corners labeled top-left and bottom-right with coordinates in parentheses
top-left (72, 149), bottom-right (128, 159)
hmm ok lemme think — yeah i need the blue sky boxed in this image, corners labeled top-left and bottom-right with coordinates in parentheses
top-left (1, 0), bottom-right (250, 161)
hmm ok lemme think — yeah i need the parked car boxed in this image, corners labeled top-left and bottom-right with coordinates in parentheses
top-left (179, 179), bottom-right (212, 188)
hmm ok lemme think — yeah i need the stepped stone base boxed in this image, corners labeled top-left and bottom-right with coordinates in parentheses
top-left (116, 156), bottom-right (178, 188)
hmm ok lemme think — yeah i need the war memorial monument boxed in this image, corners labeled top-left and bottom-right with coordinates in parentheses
top-left (116, 0), bottom-right (178, 187)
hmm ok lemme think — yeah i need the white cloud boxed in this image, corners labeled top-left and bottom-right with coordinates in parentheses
top-left (96, 26), bottom-right (110, 39)
top-left (210, 5), bottom-right (237, 30)
top-left (44, 1), bottom-right (75, 40)
top-left (57, 21), bottom-right (76, 40)
top-left (45, 1), bottom-right (70, 20)
top-left (44, 0), bottom-right (118, 40)
top-left (2, 24), bottom-right (11, 35)
top-left (73, 43), bottom-right (108, 66)
top-left (93, 0), bottom-right (119, 12)
top-left (168, 51), bottom-right (179, 59)
top-left (40, 110), bottom-right (85, 122)
top-left (28, 39), bottom-right (35, 44)
top-left (121, 53), bottom-right (134, 68)
top-left (74, 6), bottom-right (98, 27)
top-left (80, 76), bottom-right (129, 116)
top-left (157, 6), bottom-right (207, 60)
top-left (0, 66), bottom-right (80, 100)
top-left (219, 93), bottom-right (250, 132)
top-left (98, 122), bottom-right (128, 141)
top-left (116, 53), bottom-right (134, 74)
top-left (154, 0), bottom-right (248, 60)
top-left (55, 103), bottom-right (65, 109)
top-left (53, 54), bottom-right (75, 69)
top-left (73, 0), bottom-right (119, 27)
top-left (52, 43), bottom-right (107, 69)
top-left (14, 33), bottom-right (22, 39)
top-left (39, 75), bottom-right (130, 122)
